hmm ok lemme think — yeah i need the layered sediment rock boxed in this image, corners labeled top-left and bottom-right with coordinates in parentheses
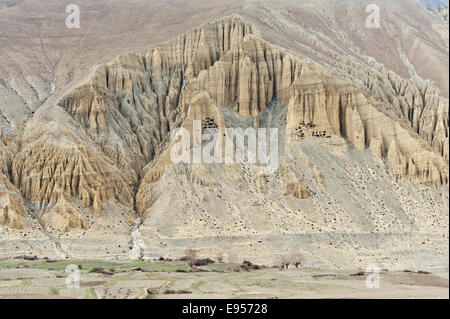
top-left (200, 36), bottom-right (299, 117)
top-left (0, 127), bottom-right (25, 229)
top-left (282, 165), bottom-right (309, 199)
top-left (12, 141), bottom-right (134, 213)
top-left (0, 176), bottom-right (26, 229)
top-left (285, 71), bottom-right (448, 187)
top-left (60, 17), bottom-right (253, 179)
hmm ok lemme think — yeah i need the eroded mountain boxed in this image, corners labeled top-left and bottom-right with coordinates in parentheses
top-left (0, 1), bottom-right (448, 268)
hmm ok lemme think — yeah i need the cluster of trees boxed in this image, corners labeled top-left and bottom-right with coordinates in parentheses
top-left (181, 249), bottom-right (214, 267)
top-left (280, 253), bottom-right (304, 270)
top-left (181, 248), bottom-right (305, 270)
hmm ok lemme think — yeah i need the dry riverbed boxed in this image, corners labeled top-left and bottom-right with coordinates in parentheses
top-left (0, 259), bottom-right (448, 299)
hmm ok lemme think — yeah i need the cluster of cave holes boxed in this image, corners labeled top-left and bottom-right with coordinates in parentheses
top-left (202, 117), bottom-right (218, 134)
top-left (294, 122), bottom-right (331, 139)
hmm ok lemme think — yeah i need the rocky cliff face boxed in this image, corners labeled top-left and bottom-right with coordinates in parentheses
top-left (60, 18), bottom-right (252, 181)
top-left (0, 11), bottom-right (448, 267)
top-left (0, 177), bottom-right (26, 229)
top-left (285, 72), bottom-right (448, 187)
top-left (0, 127), bottom-right (25, 229)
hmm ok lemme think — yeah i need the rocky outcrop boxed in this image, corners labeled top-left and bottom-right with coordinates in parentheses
top-left (40, 196), bottom-right (89, 233)
top-left (281, 165), bottom-right (309, 199)
top-left (136, 91), bottom-right (226, 217)
top-left (285, 67), bottom-right (448, 187)
top-left (0, 176), bottom-right (26, 229)
top-left (0, 127), bottom-right (18, 180)
top-left (365, 74), bottom-right (449, 162)
top-left (0, 127), bottom-right (26, 229)
top-left (284, 181), bottom-right (309, 199)
top-left (60, 17), bottom-right (253, 179)
top-left (9, 131), bottom-right (135, 232)
top-left (200, 36), bottom-right (299, 117)
top-left (12, 141), bottom-right (133, 212)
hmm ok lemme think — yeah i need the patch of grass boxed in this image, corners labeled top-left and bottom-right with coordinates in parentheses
top-left (21, 279), bottom-right (32, 287)
top-left (83, 287), bottom-right (97, 299)
top-left (108, 279), bottom-right (119, 286)
top-left (190, 280), bottom-right (206, 292)
top-left (146, 292), bottom-right (157, 299)
top-left (49, 287), bottom-right (60, 296)
top-left (329, 274), bottom-right (367, 281)
top-left (0, 258), bottom-right (252, 274)
top-left (248, 280), bottom-right (276, 288)
top-left (202, 262), bottom-right (242, 272)
top-left (0, 259), bottom-right (192, 273)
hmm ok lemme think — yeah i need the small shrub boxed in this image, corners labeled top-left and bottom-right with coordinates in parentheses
top-left (147, 288), bottom-right (159, 295)
top-left (190, 258), bottom-right (214, 267)
top-left (49, 287), bottom-right (60, 296)
top-left (189, 267), bottom-right (209, 273)
top-left (89, 267), bottom-right (114, 275)
top-left (163, 289), bottom-right (176, 294)
top-left (290, 253), bottom-right (304, 268)
top-left (350, 271), bottom-right (365, 276)
top-left (89, 267), bottom-right (104, 273)
top-left (240, 264), bottom-right (249, 271)
top-left (176, 290), bottom-right (193, 294)
top-left (14, 255), bottom-right (37, 261)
